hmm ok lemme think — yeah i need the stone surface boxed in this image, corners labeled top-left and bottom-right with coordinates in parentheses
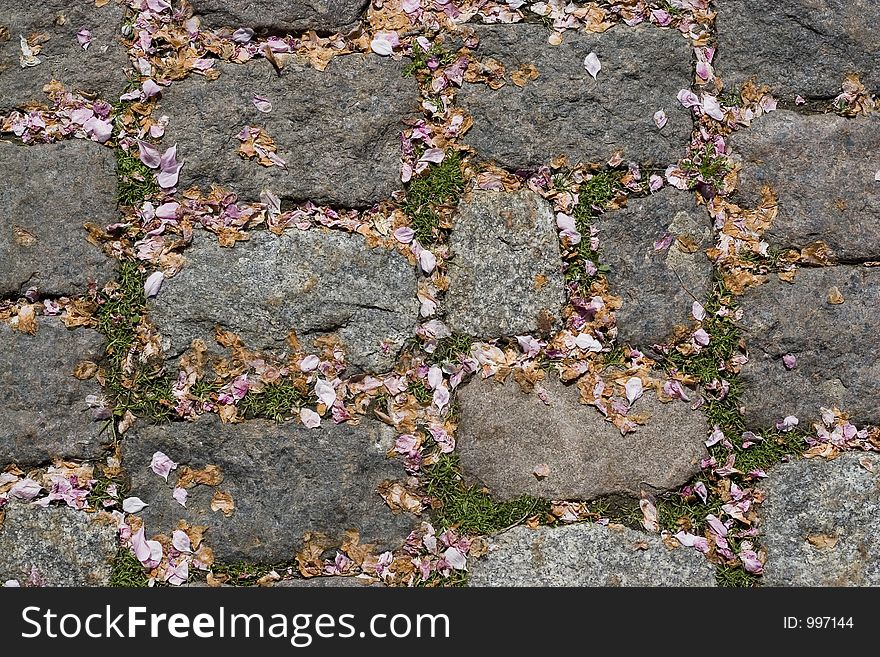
top-left (730, 111), bottom-right (880, 261)
top-left (739, 266), bottom-right (880, 427)
top-left (0, 0), bottom-right (127, 111)
top-left (599, 189), bottom-right (713, 348)
top-left (468, 522), bottom-right (716, 586)
top-left (445, 190), bottom-right (565, 338)
top-left (456, 375), bottom-right (707, 501)
top-left (716, 0), bottom-right (880, 98)
top-left (150, 229), bottom-right (418, 373)
top-left (0, 319), bottom-right (108, 466)
top-left (156, 57), bottom-right (418, 207)
top-left (193, 0), bottom-right (368, 33)
top-left (0, 139), bottom-right (116, 298)
top-left (123, 414), bottom-right (415, 563)
top-left (0, 503), bottom-right (117, 586)
top-left (760, 453), bottom-right (880, 586)
top-left (457, 23), bottom-right (692, 169)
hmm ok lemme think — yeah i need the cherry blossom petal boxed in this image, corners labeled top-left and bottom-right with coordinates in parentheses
top-left (653, 109), bottom-right (668, 129)
top-left (172, 529), bottom-right (192, 553)
top-left (122, 496), bottom-right (149, 513)
top-left (300, 408), bottom-right (321, 428)
top-left (315, 379), bottom-right (337, 408)
top-left (419, 248), bottom-right (437, 274)
top-left (394, 227), bottom-right (415, 243)
top-left (10, 478), bottom-right (42, 501)
top-left (624, 377), bottom-right (643, 405)
top-left (172, 487), bottom-right (188, 507)
top-left (137, 140), bottom-right (162, 168)
top-left (144, 271), bottom-right (164, 298)
top-left (150, 450), bottom-right (177, 480)
top-left (299, 355), bottom-right (320, 372)
top-left (583, 52), bottom-right (601, 79)
top-left (252, 94), bottom-right (273, 113)
top-left (76, 29), bottom-right (92, 50)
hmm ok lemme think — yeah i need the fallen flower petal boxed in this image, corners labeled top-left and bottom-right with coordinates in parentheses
top-left (122, 497), bottom-right (149, 513)
top-left (150, 450), bottom-right (177, 480)
top-left (144, 271), bottom-right (164, 298)
top-left (10, 478), bottom-right (42, 501)
top-left (172, 487), bottom-right (188, 507)
top-left (583, 52), bottom-right (601, 79)
top-left (300, 408), bottom-right (321, 428)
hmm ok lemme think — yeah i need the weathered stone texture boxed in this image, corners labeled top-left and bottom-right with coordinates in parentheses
top-left (156, 56), bottom-right (418, 207)
top-left (761, 453), bottom-right (880, 586)
top-left (193, 0), bottom-right (369, 33)
top-left (456, 375), bottom-right (707, 501)
top-left (716, 0), bottom-right (880, 98)
top-left (731, 111), bottom-right (880, 261)
top-left (149, 229), bottom-right (418, 373)
top-left (0, 503), bottom-right (117, 586)
top-left (0, 0), bottom-right (127, 111)
top-left (446, 190), bottom-right (565, 338)
top-left (0, 319), bottom-right (108, 466)
top-left (0, 139), bottom-right (116, 298)
top-left (600, 189), bottom-right (713, 348)
top-left (123, 414), bottom-right (415, 563)
top-left (469, 522), bottom-right (716, 587)
top-left (739, 266), bottom-right (880, 427)
top-left (458, 23), bottom-right (693, 169)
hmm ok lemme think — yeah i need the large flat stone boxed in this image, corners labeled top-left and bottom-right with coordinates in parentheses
top-left (469, 522), bottom-right (716, 586)
top-left (150, 229), bottom-right (418, 373)
top-left (0, 319), bottom-right (108, 466)
top-left (458, 23), bottom-right (692, 169)
top-left (760, 453), bottom-right (880, 586)
top-left (739, 266), bottom-right (880, 428)
top-left (716, 0), bottom-right (880, 99)
top-left (445, 190), bottom-right (565, 338)
top-left (456, 375), bottom-right (707, 501)
top-left (193, 0), bottom-right (368, 33)
top-left (730, 111), bottom-right (880, 261)
top-left (600, 189), bottom-right (713, 348)
top-left (0, 139), bottom-right (116, 298)
top-left (0, 503), bottom-right (118, 586)
top-left (0, 0), bottom-right (127, 111)
top-left (157, 57), bottom-right (418, 207)
top-left (123, 414), bottom-right (416, 563)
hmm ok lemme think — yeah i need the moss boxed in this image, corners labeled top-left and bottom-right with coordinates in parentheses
top-left (110, 548), bottom-right (150, 588)
top-left (422, 451), bottom-right (551, 536)
top-left (403, 43), bottom-right (455, 78)
top-left (404, 151), bottom-right (465, 245)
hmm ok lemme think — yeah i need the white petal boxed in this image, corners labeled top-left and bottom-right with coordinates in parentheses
top-left (583, 52), bottom-right (601, 79)
top-left (122, 497), bottom-right (149, 513)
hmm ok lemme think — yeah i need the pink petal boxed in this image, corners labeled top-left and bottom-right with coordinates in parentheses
top-left (172, 487), bottom-right (188, 507)
top-left (300, 408), bottom-right (321, 428)
top-left (10, 478), bottom-right (42, 501)
top-left (171, 529), bottom-right (191, 553)
top-left (583, 52), bottom-right (601, 79)
top-left (142, 79), bottom-right (163, 98)
top-left (419, 148), bottom-right (444, 164)
top-left (315, 379), bottom-right (337, 408)
top-left (692, 301), bottom-right (706, 321)
top-left (252, 94), bottom-right (272, 113)
top-left (624, 377), bottom-right (643, 405)
top-left (427, 365), bottom-right (443, 390)
top-left (653, 109), bottom-right (668, 129)
top-left (433, 384), bottom-right (450, 411)
top-left (782, 353), bottom-right (797, 370)
top-left (677, 89), bottom-right (700, 108)
top-left (299, 355), bottom-right (320, 372)
top-left (83, 117), bottom-right (112, 143)
top-left (701, 94), bottom-right (725, 120)
top-left (393, 227), bottom-right (415, 244)
top-left (137, 140), bottom-right (162, 169)
top-left (370, 37), bottom-right (395, 56)
top-left (131, 528), bottom-right (151, 563)
top-left (76, 28), bottom-right (92, 50)
top-left (122, 497), bottom-right (148, 513)
top-left (418, 248), bottom-right (437, 274)
top-left (144, 271), bottom-right (164, 298)
top-left (156, 164), bottom-right (182, 189)
top-left (150, 450), bottom-right (177, 480)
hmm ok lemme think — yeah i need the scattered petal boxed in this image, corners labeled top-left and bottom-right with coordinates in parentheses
top-left (583, 52), bottom-right (601, 79)
top-left (150, 450), bottom-right (177, 480)
top-left (144, 271), bottom-right (164, 298)
top-left (122, 497), bottom-right (149, 513)
top-left (653, 109), bottom-right (668, 129)
top-left (300, 408), bottom-right (321, 428)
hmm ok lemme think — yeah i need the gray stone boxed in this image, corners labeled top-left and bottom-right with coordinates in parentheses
top-left (276, 577), bottom-right (383, 587)
top-left (457, 23), bottom-right (692, 169)
top-left (0, 319), bottom-right (108, 466)
top-left (445, 190), bottom-right (565, 338)
top-left (150, 229), bottom-right (418, 373)
top-left (760, 453), bottom-right (880, 586)
top-left (0, 503), bottom-right (117, 586)
top-left (0, 0), bottom-right (127, 111)
top-left (123, 414), bottom-right (416, 563)
top-left (716, 0), bottom-right (880, 99)
top-left (456, 375), bottom-right (707, 501)
top-left (468, 522), bottom-right (716, 586)
top-left (156, 57), bottom-right (418, 207)
top-left (739, 266), bottom-right (880, 428)
top-left (730, 111), bottom-right (880, 261)
top-left (193, 0), bottom-right (368, 33)
top-left (0, 139), bottom-right (116, 297)
top-left (600, 189), bottom-right (713, 348)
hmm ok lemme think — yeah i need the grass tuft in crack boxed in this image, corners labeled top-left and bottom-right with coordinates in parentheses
top-left (422, 451), bottom-right (550, 536)
top-left (426, 333), bottom-right (473, 366)
top-left (564, 171), bottom-right (622, 290)
top-left (404, 151), bottom-right (464, 245)
top-left (238, 380), bottom-right (311, 422)
top-left (96, 260), bottom-right (174, 420)
top-left (115, 146), bottom-right (160, 208)
top-left (110, 548), bottom-right (150, 588)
